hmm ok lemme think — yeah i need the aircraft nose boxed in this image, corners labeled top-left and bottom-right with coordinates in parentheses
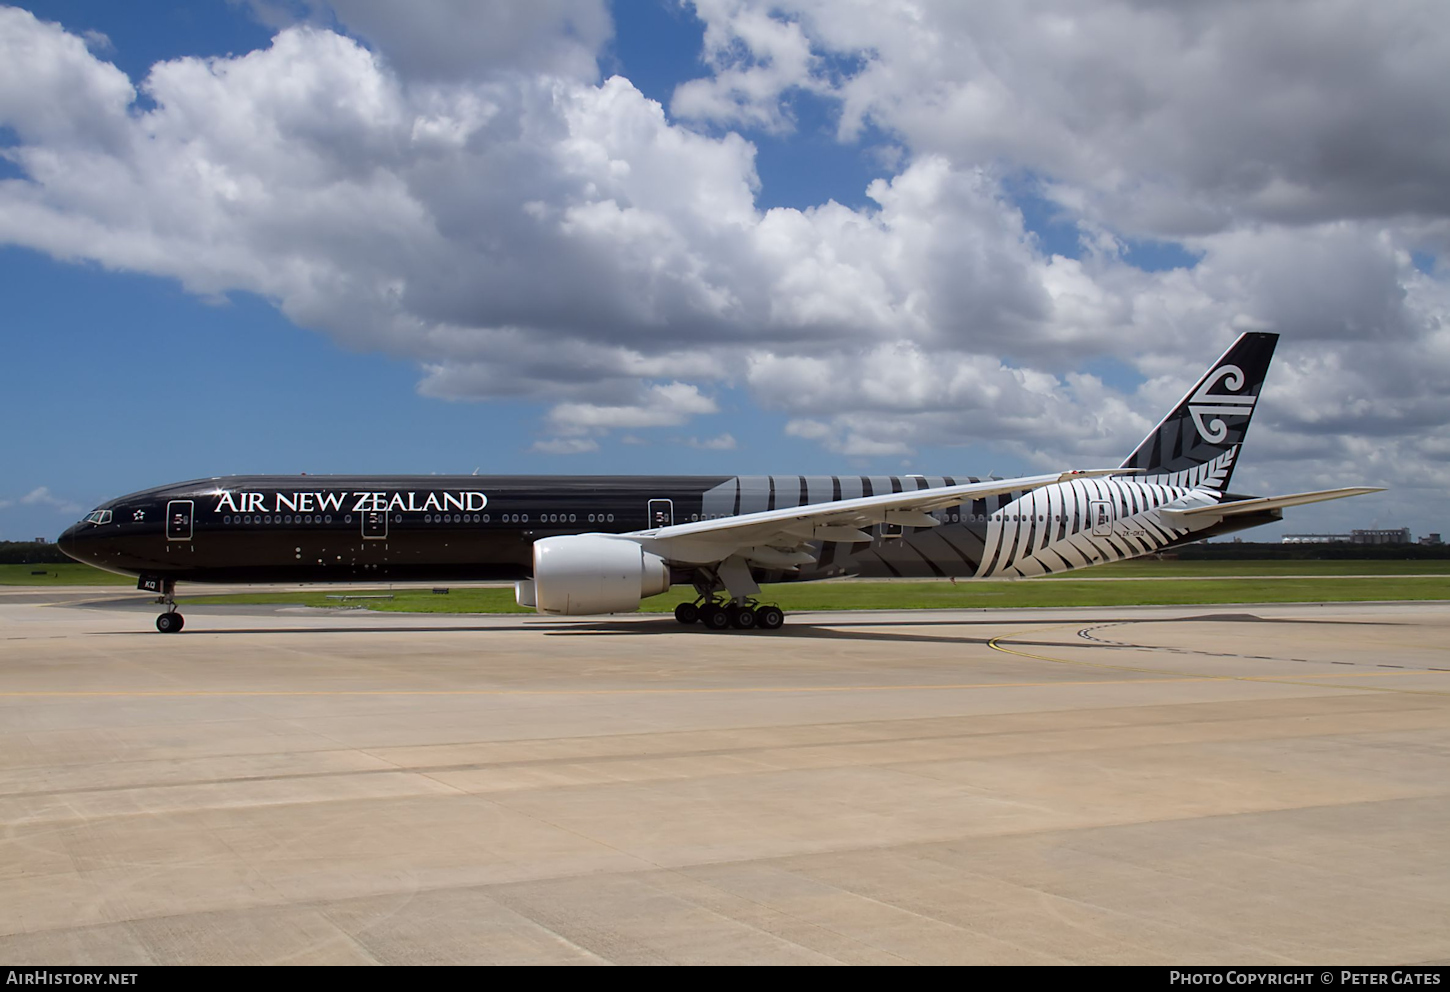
top-left (57, 522), bottom-right (91, 564)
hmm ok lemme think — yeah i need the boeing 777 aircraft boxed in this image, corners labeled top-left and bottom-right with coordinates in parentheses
top-left (59, 332), bottom-right (1380, 633)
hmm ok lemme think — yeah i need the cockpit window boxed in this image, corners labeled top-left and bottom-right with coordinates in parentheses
top-left (83, 510), bottom-right (113, 525)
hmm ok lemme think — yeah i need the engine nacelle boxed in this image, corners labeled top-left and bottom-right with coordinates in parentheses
top-left (514, 579), bottom-right (536, 609)
top-left (532, 534), bottom-right (671, 615)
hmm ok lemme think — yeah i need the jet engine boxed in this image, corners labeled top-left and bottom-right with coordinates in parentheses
top-left (531, 534), bottom-right (671, 615)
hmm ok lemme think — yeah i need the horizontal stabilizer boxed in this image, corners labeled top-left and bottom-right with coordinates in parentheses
top-left (1160, 487), bottom-right (1384, 521)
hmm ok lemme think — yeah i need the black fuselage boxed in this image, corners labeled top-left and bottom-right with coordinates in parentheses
top-left (60, 474), bottom-right (717, 584)
top-left (58, 472), bottom-right (1276, 587)
top-left (59, 472), bottom-right (1020, 585)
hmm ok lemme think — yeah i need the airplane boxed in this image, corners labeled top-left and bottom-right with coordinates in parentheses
top-left (58, 331), bottom-right (1380, 633)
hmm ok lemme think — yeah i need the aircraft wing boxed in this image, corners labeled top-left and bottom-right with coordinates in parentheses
top-left (1159, 487), bottom-right (1384, 522)
top-left (627, 468), bottom-right (1139, 566)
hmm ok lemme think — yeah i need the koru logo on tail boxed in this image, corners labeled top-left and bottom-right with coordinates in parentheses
top-left (1188, 364), bottom-right (1256, 443)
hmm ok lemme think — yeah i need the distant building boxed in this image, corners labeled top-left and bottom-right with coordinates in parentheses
top-left (1282, 533), bottom-right (1353, 544)
top-left (33, 537), bottom-right (47, 544)
top-left (1421, 533), bottom-right (1444, 546)
top-left (1352, 528), bottom-right (1411, 545)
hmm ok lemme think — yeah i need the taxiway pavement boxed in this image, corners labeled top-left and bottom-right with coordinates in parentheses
top-left (1, 591), bottom-right (1447, 964)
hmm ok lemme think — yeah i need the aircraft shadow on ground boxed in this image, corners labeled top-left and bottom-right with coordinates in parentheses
top-left (98, 617), bottom-right (1001, 645)
top-left (91, 608), bottom-right (1399, 644)
top-left (91, 611), bottom-right (1393, 650)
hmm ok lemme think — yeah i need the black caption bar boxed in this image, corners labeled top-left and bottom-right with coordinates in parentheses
top-left (4, 965), bottom-right (1449, 978)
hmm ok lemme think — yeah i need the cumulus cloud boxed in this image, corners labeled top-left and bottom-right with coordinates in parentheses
top-left (80, 28), bottom-right (111, 53)
top-left (15, 487), bottom-right (81, 514)
top-left (0, 2), bottom-right (1446, 533)
top-left (546, 382), bottom-right (719, 435)
top-left (687, 433), bottom-right (737, 450)
top-left (671, 0), bottom-right (823, 133)
top-left (318, 0), bottom-right (612, 82)
top-left (676, 0), bottom-right (1450, 236)
top-left (530, 438), bottom-right (599, 455)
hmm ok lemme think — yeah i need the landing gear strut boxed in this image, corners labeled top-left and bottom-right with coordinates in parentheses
top-left (154, 580), bottom-right (184, 633)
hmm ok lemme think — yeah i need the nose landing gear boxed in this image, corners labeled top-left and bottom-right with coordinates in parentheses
top-left (154, 579), bottom-right (184, 633)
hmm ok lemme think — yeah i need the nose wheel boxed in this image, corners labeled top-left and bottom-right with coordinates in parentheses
top-left (154, 580), bottom-right (184, 633)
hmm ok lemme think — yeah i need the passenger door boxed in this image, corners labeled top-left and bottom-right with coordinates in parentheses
top-left (166, 500), bottom-right (194, 542)
top-left (647, 498), bottom-right (673, 529)
top-left (362, 509), bottom-right (388, 539)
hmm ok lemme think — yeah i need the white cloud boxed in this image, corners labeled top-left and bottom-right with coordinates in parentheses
top-left (16, 487), bottom-right (81, 514)
top-left (687, 433), bottom-right (737, 450)
top-left (676, 0), bottom-right (1450, 236)
top-left (80, 28), bottom-right (112, 53)
top-left (530, 438), bottom-right (599, 455)
top-left (0, 3), bottom-right (1446, 534)
top-left (315, 0), bottom-right (612, 82)
top-left (547, 382), bottom-right (719, 434)
top-left (671, 0), bottom-right (823, 133)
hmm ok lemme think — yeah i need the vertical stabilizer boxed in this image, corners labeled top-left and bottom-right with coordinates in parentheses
top-left (1120, 332), bottom-right (1278, 492)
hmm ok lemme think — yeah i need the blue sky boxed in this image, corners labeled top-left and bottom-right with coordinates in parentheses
top-left (1, 1), bottom-right (1444, 542)
top-left (1, 1), bottom-right (1012, 538)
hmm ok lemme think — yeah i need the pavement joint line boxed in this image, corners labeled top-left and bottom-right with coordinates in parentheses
top-left (10, 670), bottom-right (1445, 699)
top-left (987, 624), bottom-right (1450, 697)
top-left (1073, 620), bottom-right (1450, 673)
top-left (0, 676), bottom-right (1224, 697)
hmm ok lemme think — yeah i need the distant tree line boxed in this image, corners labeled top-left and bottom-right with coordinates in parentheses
top-left (0, 541), bottom-right (73, 564)
top-left (1171, 541), bottom-right (1450, 560)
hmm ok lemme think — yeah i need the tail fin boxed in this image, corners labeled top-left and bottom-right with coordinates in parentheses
top-left (1120, 331), bottom-right (1278, 491)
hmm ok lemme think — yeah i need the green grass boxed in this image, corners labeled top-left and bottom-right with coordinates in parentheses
top-left (0, 563), bottom-right (135, 586)
top-left (182, 575), bottom-right (1450, 614)
top-left (1042, 559), bottom-right (1450, 577)
top-left (7, 557), bottom-right (1443, 589)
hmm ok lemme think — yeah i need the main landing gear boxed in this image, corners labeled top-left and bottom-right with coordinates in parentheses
top-left (673, 561), bottom-right (784, 632)
top-left (673, 599), bottom-right (785, 631)
top-left (154, 580), bottom-right (184, 633)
